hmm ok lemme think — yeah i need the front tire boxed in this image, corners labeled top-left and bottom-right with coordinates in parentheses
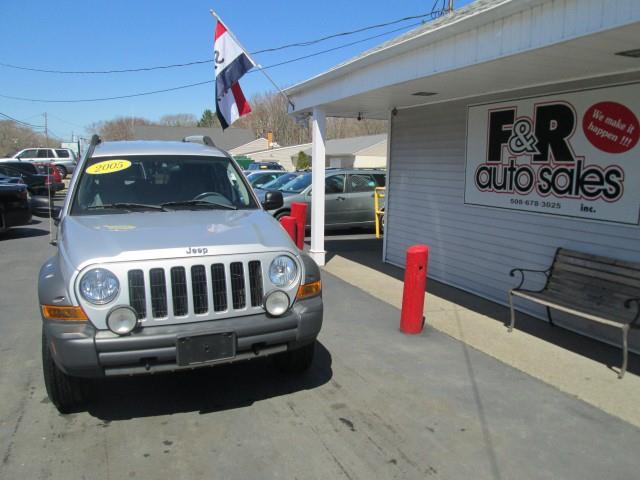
top-left (273, 341), bottom-right (316, 373)
top-left (42, 329), bottom-right (88, 413)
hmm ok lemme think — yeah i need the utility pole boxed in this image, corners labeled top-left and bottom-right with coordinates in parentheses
top-left (44, 112), bottom-right (49, 145)
top-left (448, 0), bottom-right (454, 13)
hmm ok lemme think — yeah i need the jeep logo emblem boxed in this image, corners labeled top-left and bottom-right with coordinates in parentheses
top-left (186, 247), bottom-right (208, 255)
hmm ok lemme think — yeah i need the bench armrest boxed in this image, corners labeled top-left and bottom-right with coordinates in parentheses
top-left (509, 268), bottom-right (550, 291)
top-left (624, 298), bottom-right (640, 326)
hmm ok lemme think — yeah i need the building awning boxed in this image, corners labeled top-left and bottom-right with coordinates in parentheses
top-left (287, 0), bottom-right (640, 119)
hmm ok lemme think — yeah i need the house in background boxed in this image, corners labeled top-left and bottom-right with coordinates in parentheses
top-left (245, 143), bottom-right (312, 171)
top-left (244, 134), bottom-right (388, 171)
top-left (294, 134), bottom-right (387, 169)
top-left (228, 137), bottom-right (270, 156)
top-left (131, 125), bottom-right (254, 151)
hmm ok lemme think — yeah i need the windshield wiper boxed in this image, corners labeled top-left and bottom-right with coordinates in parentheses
top-left (87, 203), bottom-right (167, 212)
top-left (161, 200), bottom-right (237, 210)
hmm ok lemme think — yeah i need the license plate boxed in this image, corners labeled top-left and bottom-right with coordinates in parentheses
top-left (176, 332), bottom-right (236, 366)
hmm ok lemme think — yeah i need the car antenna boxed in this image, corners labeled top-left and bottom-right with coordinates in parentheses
top-left (48, 161), bottom-right (54, 245)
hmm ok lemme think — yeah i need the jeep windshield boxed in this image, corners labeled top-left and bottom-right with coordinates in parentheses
top-left (71, 155), bottom-right (257, 216)
top-left (279, 172), bottom-right (311, 193)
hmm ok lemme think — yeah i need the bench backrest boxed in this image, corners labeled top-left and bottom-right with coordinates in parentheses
top-left (547, 248), bottom-right (640, 323)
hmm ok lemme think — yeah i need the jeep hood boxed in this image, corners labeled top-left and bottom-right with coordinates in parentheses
top-left (60, 210), bottom-right (297, 269)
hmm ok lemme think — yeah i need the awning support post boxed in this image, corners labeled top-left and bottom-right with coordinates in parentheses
top-left (310, 107), bottom-right (326, 266)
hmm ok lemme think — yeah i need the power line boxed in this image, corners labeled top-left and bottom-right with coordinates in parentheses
top-left (251, 8), bottom-right (447, 54)
top-left (255, 21), bottom-right (424, 72)
top-left (0, 20), bottom-right (424, 104)
top-left (0, 9), bottom-right (447, 75)
top-left (0, 112), bottom-right (45, 128)
top-left (0, 80), bottom-right (214, 103)
top-left (47, 113), bottom-right (87, 129)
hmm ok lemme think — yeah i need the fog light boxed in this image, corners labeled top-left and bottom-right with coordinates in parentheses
top-left (264, 290), bottom-right (290, 316)
top-left (106, 306), bottom-right (138, 335)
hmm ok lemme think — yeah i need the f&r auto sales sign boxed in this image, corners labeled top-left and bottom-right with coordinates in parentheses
top-left (464, 83), bottom-right (640, 225)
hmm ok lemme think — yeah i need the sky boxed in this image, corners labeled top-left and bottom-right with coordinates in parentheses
top-left (0, 0), bottom-right (472, 141)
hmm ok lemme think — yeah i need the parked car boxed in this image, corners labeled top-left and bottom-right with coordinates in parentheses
top-left (0, 177), bottom-right (31, 233)
top-left (245, 170), bottom-right (288, 189)
top-left (267, 169), bottom-right (386, 229)
top-left (253, 172), bottom-right (302, 202)
top-left (11, 147), bottom-right (78, 177)
top-left (246, 161), bottom-right (285, 171)
top-left (0, 163), bottom-right (63, 197)
top-left (39, 135), bottom-right (323, 413)
top-left (34, 162), bottom-right (65, 187)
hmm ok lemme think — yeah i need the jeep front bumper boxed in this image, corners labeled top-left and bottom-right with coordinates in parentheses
top-left (43, 296), bottom-right (322, 378)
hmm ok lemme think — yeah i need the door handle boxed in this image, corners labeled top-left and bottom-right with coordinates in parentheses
top-left (337, 196), bottom-right (346, 201)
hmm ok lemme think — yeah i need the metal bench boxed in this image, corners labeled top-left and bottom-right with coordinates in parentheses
top-left (508, 248), bottom-right (640, 378)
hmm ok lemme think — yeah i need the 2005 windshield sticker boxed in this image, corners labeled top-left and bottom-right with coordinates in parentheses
top-left (464, 83), bottom-right (640, 225)
top-left (86, 159), bottom-right (131, 175)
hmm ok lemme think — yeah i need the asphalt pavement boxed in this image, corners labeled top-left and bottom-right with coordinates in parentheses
top-left (1, 221), bottom-right (639, 480)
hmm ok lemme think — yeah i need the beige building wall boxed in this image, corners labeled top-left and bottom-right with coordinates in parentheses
top-left (229, 138), bottom-right (269, 156)
top-left (249, 144), bottom-right (311, 171)
top-left (353, 155), bottom-right (386, 168)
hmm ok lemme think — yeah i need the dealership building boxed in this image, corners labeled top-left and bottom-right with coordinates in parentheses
top-left (286, 0), bottom-right (640, 349)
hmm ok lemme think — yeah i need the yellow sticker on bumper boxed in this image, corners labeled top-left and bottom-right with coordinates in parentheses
top-left (86, 159), bottom-right (131, 175)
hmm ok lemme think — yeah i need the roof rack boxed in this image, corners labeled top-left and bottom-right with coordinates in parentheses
top-left (183, 135), bottom-right (215, 147)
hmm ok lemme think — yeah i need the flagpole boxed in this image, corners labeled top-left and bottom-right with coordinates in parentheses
top-left (210, 9), bottom-right (295, 111)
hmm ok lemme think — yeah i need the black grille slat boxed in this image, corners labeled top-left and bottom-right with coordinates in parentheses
top-left (128, 270), bottom-right (146, 319)
top-left (191, 265), bottom-right (208, 314)
top-left (170, 267), bottom-right (188, 316)
top-left (230, 262), bottom-right (246, 309)
top-left (248, 261), bottom-right (263, 307)
top-left (211, 264), bottom-right (227, 312)
top-left (149, 268), bottom-right (168, 318)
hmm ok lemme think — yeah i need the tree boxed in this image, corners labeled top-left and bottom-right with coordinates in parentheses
top-left (296, 151), bottom-right (311, 170)
top-left (159, 113), bottom-right (197, 127)
top-left (0, 120), bottom-right (59, 157)
top-left (197, 109), bottom-right (219, 127)
top-left (233, 91), bottom-right (387, 147)
top-left (86, 116), bottom-right (153, 141)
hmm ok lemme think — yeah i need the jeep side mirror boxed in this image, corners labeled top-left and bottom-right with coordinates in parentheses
top-left (262, 191), bottom-right (283, 210)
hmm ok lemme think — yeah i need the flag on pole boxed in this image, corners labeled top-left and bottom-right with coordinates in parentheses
top-left (214, 20), bottom-right (254, 129)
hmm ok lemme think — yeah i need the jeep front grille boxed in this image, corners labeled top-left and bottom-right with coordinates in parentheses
top-left (211, 263), bottom-right (227, 312)
top-left (127, 260), bottom-right (264, 322)
top-left (248, 260), bottom-right (263, 307)
top-left (127, 270), bottom-right (146, 319)
top-left (230, 262), bottom-right (246, 309)
top-left (191, 265), bottom-right (208, 314)
top-left (149, 268), bottom-right (168, 318)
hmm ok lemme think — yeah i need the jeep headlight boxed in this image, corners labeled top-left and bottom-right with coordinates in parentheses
top-left (79, 268), bottom-right (119, 305)
top-left (269, 256), bottom-right (298, 288)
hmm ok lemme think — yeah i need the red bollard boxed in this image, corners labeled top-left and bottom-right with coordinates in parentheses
top-left (279, 216), bottom-right (297, 245)
top-left (290, 202), bottom-right (307, 250)
top-left (400, 245), bottom-right (429, 334)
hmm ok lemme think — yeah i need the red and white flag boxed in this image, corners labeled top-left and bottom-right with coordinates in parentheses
top-left (214, 20), bottom-right (254, 129)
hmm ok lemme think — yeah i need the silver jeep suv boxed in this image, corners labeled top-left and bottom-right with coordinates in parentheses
top-left (39, 136), bottom-right (323, 413)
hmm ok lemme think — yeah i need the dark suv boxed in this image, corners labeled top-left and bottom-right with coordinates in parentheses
top-left (246, 161), bottom-right (285, 171)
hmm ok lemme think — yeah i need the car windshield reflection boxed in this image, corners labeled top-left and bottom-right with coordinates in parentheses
top-left (71, 155), bottom-right (257, 216)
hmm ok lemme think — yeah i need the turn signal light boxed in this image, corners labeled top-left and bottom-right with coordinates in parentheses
top-left (296, 280), bottom-right (322, 299)
top-left (41, 305), bottom-right (88, 321)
